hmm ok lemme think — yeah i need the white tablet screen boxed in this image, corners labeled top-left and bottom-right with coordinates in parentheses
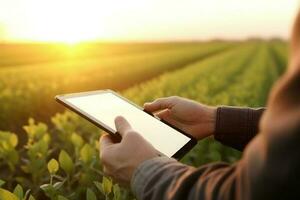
top-left (65, 92), bottom-right (191, 157)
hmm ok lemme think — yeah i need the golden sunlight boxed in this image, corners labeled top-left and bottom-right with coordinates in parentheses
top-left (25, 0), bottom-right (108, 43)
top-left (0, 0), bottom-right (298, 42)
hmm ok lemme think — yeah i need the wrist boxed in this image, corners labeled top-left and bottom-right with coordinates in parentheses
top-left (193, 105), bottom-right (217, 140)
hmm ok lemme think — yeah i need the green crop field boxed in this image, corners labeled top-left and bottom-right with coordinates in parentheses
top-left (0, 42), bottom-right (233, 133)
top-left (0, 40), bottom-right (288, 200)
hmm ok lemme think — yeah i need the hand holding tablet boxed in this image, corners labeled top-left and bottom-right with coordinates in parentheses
top-left (55, 90), bottom-right (196, 159)
top-left (99, 115), bottom-right (160, 185)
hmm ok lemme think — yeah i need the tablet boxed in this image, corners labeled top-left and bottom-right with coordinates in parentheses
top-left (55, 90), bottom-right (196, 159)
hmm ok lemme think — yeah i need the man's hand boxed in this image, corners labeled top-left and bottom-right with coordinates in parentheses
top-left (144, 96), bottom-right (216, 140)
top-left (99, 116), bottom-right (159, 186)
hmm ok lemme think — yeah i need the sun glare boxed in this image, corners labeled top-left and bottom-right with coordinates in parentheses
top-left (25, 0), bottom-right (108, 43)
top-left (1, 0), bottom-right (298, 42)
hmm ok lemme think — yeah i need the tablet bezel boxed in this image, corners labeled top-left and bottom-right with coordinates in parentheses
top-left (55, 90), bottom-right (197, 159)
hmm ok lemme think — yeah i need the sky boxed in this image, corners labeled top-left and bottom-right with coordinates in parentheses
top-left (0, 0), bottom-right (299, 43)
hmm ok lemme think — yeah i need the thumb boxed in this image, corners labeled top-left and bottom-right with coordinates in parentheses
top-left (114, 116), bottom-right (132, 137)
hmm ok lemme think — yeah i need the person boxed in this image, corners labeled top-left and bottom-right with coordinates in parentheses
top-left (99, 11), bottom-right (300, 200)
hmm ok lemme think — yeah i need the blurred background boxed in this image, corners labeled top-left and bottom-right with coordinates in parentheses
top-left (0, 0), bottom-right (299, 199)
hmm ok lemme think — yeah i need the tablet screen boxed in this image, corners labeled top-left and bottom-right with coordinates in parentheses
top-left (63, 92), bottom-right (192, 157)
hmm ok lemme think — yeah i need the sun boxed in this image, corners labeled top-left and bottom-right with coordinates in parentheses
top-left (25, 0), bottom-right (107, 43)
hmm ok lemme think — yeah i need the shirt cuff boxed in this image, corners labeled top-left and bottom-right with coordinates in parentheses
top-left (130, 156), bottom-right (177, 199)
top-left (214, 106), bottom-right (265, 151)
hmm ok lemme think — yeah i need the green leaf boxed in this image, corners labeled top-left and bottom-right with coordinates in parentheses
top-left (102, 177), bottom-right (112, 195)
top-left (13, 184), bottom-right (23, 199)
top-left (0, 188), bottom-right (19, 200)
top-left (59, 150), bottom-right (74, 175)
top-left (86, 188), bottom-right (97, 200)
top-left (113, 184), bottom-right (121, 200)
top-left (0, 131), bottom-right (18, 150)
top-left (23, 189), bottom-right (32, 200)
top-left (40, 184), bottom-right (57, 199)
top-left (80, 144), bottom-right (94, 164)
top-left (53, 181), bottom-right (64, 190)
top-left (28, 195), bottom-right (36, 200)
top-left (40, 184), bottom-right (52, 191)
top-left (0, 180), bottom-right (5, 188)
top-left (93, 181), bottom-right (103, 193)
top-left (23, 119), bottom-right (49, 141)
top-left (9, 134), bottom-right (18, 147)
top-left (71, 133), bottom-right (83, 148)
top-left (47, 159), bottom-right (59, 174)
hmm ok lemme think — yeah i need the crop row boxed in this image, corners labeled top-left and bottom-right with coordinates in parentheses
top-left (0, 42), bottom-right (233, 132)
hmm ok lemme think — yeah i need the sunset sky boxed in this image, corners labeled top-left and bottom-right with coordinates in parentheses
top-left (0, 0), bottom-right (299, 43)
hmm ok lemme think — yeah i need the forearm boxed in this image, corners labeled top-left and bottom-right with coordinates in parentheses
top-left (214, 106), bottom-right (265, 151)
top-left (131, 156), bottom-right (234, 200)
top-left (131, 157), bottom-right (189, 200)
top-left (131, 125), bottom-right (300, 200)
